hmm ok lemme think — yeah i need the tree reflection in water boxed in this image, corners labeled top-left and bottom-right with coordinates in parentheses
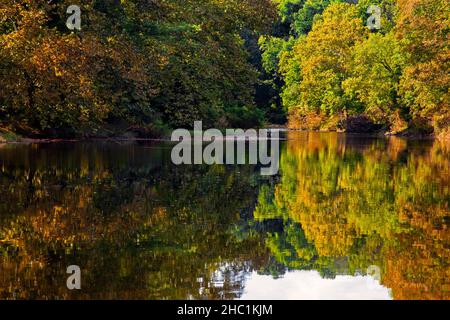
top-left (0, 133), bottom-right (448, 300)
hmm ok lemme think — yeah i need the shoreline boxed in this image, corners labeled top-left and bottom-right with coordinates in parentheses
top-left (0, 128), bottom-right (442, 144)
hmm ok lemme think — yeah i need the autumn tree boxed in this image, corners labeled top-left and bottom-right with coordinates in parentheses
top-left (0, 0), bottom-right (277, 137)
top-left (279, 3), bottom-right (367, 128)
top-left (396, 0), bottom-right (450, 137)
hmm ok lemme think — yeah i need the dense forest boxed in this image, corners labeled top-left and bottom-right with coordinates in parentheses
top-left (0, 0), bottom-right (277, 138)
top-left (0, 0), bottom-right (449, 139)
top-left (261, 0), bottom-right (449, 138)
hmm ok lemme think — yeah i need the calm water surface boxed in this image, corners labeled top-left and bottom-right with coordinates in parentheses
top-left (0, 132), bottom-right (448, 300)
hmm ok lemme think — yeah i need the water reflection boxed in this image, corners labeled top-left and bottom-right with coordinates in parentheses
top-left (241, 271), bottom-right (391, 300)
top-left (0, 132), bottom-right (448, 300)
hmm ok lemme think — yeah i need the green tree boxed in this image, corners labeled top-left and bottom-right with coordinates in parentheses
top-left (279, 3), bottom-right (367, 122)
top-left (342, 32), bottom-right (406, 125)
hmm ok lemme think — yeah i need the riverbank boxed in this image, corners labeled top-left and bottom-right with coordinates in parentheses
top-left (0, 124), bottom-right (171, 144)
top-left (2, 127), bottom-right (446, 144)
top-left (0, 129), bottom-right (23, 143)
top-left (286, 113), bottom-right (449, 141)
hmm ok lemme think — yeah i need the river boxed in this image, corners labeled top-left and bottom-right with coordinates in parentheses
top-left (0, 132), bottom-right (448, 300)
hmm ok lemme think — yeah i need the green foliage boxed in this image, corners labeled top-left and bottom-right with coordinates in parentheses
top-left (259, 36), bottom-right (295, 75)
top-left (269, 0), bottom-right (448, 134)
top-left (292, 0), bottom-right (344, 35)
top-left (342, 32), bottom-right (406, 123)
top-left (224, 104), bottom-right (266, 129)
top-left (274, 0), bottom-right (306, 25)
top-left (280, 3), bottom-right (366, 115)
